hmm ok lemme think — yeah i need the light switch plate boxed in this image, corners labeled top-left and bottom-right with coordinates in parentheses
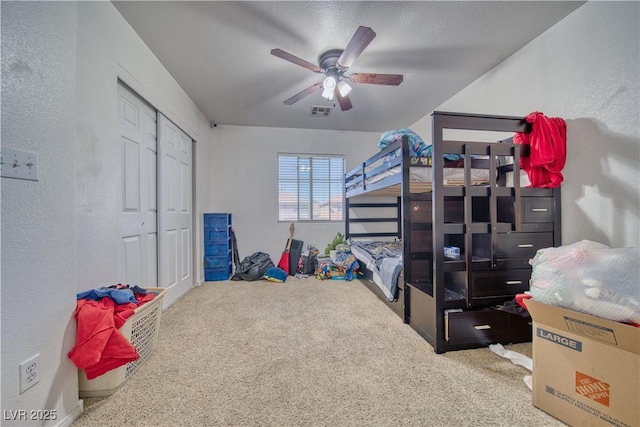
top-left (1, 147), bottom-right (39, 181)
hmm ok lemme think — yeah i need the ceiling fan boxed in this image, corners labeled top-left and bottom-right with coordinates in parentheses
top-left (271, 26), bottom-right (403, 111)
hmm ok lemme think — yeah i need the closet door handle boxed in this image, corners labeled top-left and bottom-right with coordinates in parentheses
top-left (506, 280), bottom-right (523, 285)
top-left (531, 208), bottom-right (548, 212)
top-left (517, 244), bottom-right (534, 248)
top-left (474, 325), bottom-right (491, 330)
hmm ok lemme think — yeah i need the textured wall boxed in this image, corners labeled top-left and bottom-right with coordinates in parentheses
top-left (1, 2), bottom-right (214, 424)
top-left (412, 1), bottom-right (640, 248)
top-left (1, 2), bottom-right (80, 425)
top-left (210, 125), bottom-right (381, 261)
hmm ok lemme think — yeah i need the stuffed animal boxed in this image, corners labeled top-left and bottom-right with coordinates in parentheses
top-left (325, 232), bottom-right (347, 255)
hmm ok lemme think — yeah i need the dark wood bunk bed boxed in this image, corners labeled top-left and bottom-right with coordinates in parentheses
top-left (344, 111), bottom-right (561, 354)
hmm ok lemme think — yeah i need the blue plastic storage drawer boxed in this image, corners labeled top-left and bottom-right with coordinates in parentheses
top-left (204, 241), bottom-right (230, 256)
top-left (204, 255), bottom-right (230, 269)
top-left (204, 229), bottom-right (229, 242)
top-left (205, 265), bottom-right (233, 281)
top-left (204, 214), bottom-right (230, 230)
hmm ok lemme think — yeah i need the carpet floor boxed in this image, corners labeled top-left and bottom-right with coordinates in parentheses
top-left (72, 277), bottom-right (564, 426)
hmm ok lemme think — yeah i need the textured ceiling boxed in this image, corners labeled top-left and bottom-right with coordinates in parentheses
top-left (113, 1), bottom-right (584, 132)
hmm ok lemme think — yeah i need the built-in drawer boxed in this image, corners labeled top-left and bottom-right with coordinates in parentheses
top-left (497, 196), bottom-right (555, 224)
top-left (470, 269), bottom-right (531, 305)
top-left (523, 197), bottom-right (555, 222)
top-left (445, 309), bottom-right (532, 345)
top-left (496, 232), bottom-right (553, 260)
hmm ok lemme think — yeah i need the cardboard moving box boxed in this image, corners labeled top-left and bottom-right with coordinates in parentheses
top-left (525, 299), bottom-right (639, 427)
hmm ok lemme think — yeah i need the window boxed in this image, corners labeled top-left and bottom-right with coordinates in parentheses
top-left (277, 154), bottom-right (345, 222)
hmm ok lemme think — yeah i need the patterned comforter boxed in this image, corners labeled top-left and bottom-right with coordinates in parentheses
top-left (350, 241), bottom-right (403, 302)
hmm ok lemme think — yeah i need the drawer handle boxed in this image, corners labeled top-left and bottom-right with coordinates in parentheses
top-left (474, 325), bottom-right (491, 330)
top-left (531, 208), bottom-right (548, 212)
top-left (506, 280), bottom-right (523, 285)
top-left (517, 244), bottom-right (534, 248)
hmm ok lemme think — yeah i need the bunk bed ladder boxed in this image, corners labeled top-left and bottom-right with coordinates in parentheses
top-left (401, 135), bottom-right (411, 284)
top-left (497, 137), bottom-right (524, 232)
top-left (432, 114), bottom-right (447, 353)
top-left (463, 144), bottom-right (473, 302)
top-left (512, 143), bottom-right (522, 232)
top-left (489, 144), bottom-right (498, 271)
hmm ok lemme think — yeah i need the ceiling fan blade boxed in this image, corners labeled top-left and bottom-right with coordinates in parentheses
top-left (349, 73), bottom-right (404, 86)
top-left (337, 26), bottom-right (376, 71)
top-left (271, 48), bottom-right (323, 73)
top-left (283, 82), bottom-right (323, 105)
top-left (335, 89), bottom-right (353, 111)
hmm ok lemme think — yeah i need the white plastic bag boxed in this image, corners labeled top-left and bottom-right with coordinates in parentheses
top-left (489, 344), bottom-right (533, 391)
top-left (529, 240), bottom-right (640, 324)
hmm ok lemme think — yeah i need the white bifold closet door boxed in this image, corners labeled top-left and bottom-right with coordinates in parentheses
top-left (158, 112), bottom-right (193, 307)
top-left (117, 83), bottom-right (193, 307)
top-left (118, 83), bottom-right (158, 288)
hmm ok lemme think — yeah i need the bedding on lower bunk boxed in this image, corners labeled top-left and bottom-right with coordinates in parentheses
top-left (350, 240), bottom-right (403, 302)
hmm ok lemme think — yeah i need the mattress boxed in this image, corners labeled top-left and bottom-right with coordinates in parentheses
top-left (367, 165), bottom-right (490, 186)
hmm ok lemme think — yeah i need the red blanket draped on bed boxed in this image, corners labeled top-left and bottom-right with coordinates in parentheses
top-left (514, 111), bottom-right (566, 188)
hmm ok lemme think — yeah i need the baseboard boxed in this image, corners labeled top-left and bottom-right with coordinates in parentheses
top-left (55, 399), bottom-right (83, 427)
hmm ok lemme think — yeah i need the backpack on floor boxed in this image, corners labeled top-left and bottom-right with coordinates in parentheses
top-left (231, 252), bottom-right (274, 281)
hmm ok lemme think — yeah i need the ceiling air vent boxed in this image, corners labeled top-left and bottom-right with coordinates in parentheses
top-left (310, 105), bottom-right (332, 117)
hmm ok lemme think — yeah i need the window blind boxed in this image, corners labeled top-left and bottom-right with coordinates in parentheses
top-left (277, 154), bottom-right (345, 222)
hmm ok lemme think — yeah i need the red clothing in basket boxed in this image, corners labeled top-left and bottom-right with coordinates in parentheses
top-left (68, 297), bottom-right (140, 380)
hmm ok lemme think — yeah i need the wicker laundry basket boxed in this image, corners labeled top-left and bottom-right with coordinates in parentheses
top-left (78, 287), bottom-right (166, 397)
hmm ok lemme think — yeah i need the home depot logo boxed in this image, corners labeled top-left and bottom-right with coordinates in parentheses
top-left (575, 371), bottom-right (610, 407)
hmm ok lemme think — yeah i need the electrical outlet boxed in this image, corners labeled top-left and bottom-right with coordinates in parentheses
top-left (19, 354), bottom-right (40, 394)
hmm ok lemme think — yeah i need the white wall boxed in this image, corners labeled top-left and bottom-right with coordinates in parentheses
top-left (1, 2), bottom-right (81, 425)
top-left (411, 1), bottom-right (640, 249)
top-left (210, 125), bottom-right (381, 262)
top-left (75, 1), bottom-right (213, 291)
top-left (2, 2), bottom-right (214, 424)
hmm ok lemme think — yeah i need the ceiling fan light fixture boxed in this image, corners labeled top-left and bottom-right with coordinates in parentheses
top-left (321, 75), bottom-right (337, 100)
top-left (323, 75), bottom-right (336, 91)
top-left (337, 80), bottom-right (352, 97)
top-left (321, 86), bottom-right (335, 101)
